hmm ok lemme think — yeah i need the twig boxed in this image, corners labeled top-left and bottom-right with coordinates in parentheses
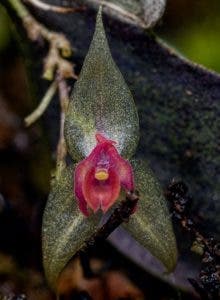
top-left (24, 81), bottom-right (57, 126)
top-left (78, 190), bottom-right (139, 278)
top-left (55, 77), bottom-right (70, 176)
top-left (23, 0), bottom-right (85, 13)
top-left (7, 0), bottom-right (78, 167)
top-left (83, 190), bottom-right (139, 248)
top-left (8, 0), bottom-right (76, 77)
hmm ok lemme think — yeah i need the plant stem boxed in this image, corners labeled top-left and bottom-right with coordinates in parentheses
top-left (23, 0), bottom-right (85, 13)
top-left (55, 78), bottom-right (70, 177)
top-left (24, 81), bottom-right (57, 126)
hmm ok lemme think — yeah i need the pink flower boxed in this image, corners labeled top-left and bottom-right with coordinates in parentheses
top-left (74, 133), bottom-right (134, 216)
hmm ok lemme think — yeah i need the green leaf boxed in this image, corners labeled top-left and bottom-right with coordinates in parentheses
top-left (123, 159), bottom-right (177, 272)
top-left (141, 0), bottom-right (166, 27)
top-left (64, 8), bottom-right (139, 161)
top-left (82, 1), bottom-right (166, 28)
top-left (42, 166), bottom-right (101, 289)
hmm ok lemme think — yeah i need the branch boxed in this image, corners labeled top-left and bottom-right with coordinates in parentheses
top-left (7, 0), bottom-right (77, 79)
top-left (55, 77), bottom-right (70, 176)
top-left (23, 0), bottom-right (85, 14)
top-left (7, 0), bottom-right (79, 167)
top-left (24, 81), bottom-right (57, 126)
top-left (78, 190), bottom-right (139, 278)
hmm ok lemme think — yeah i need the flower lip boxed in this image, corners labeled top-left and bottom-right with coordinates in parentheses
top-left (74, 133), bottom-right (134, 216)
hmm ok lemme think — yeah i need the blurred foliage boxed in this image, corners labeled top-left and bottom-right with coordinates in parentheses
top-left (1, 1), bottom-right (220, 72)
top-left (0, 5), bottom-right (11, 51)
top-left (158, 0), bottom-right (220, 73)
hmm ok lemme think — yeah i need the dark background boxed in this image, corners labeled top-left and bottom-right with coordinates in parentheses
top-left (0, 0), bottom-right (219, 299)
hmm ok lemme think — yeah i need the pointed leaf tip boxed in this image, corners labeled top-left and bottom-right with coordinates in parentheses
top-left (95, 6), bottom-right (104, 37)
top-left (97, 5), bottom-right (103, 17)
top-left (64, 8), bottom-right (139, 161)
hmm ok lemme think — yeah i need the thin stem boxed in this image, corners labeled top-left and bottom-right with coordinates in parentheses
top-left (7, 0), bottom-right (73, 60)
top-left (24, 81), bottom-right (57, 126)
top-left (55, 78), bottom-right (70, 177)
top-left (23, 0), bottom-right (85, 13)
top-left (7, 0), bottom-right (77, 168)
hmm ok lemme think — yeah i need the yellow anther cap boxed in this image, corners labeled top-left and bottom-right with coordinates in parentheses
top-left (95, 170), bottom-right (109, 181)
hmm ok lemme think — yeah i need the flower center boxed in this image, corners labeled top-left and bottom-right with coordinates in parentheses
top-left (95, 169), bottom-right (109, 181)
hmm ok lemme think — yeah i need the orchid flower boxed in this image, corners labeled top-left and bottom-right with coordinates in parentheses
top-left (74, 133), bottom-right (134, 216)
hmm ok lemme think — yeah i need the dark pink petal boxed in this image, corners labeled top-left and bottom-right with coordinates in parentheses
top-left (116, 157), bottom-right (134, 191)
top-left (82, 138), bottom-right (112, 166)
top-left (104, 145), bottom-right (134, 191)
top-left (95, 133), bottom-right (116, 145)
top-left (82, 167), bottom-right (120, 213)
top-left (74, 159), bottom-right (93, 216)
top-left (95, 133), bottom-right (107, 143)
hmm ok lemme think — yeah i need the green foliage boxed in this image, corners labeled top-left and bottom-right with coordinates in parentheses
top-left (170, 23), bottom-right (220, 73)
top-left (0, 5), bottom-right (11, 51)
top-left (159, 0), bottom-right (220, 73)
top-left (124, 159), bottom-right (177, 272)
